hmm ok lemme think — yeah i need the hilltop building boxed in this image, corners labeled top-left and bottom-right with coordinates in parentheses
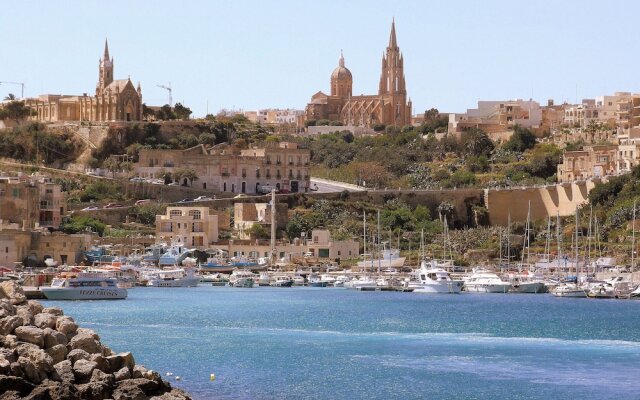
top-left (26, 40), bottom-right (142, 122)
top-left (305, 20), bottom-right (412, 128)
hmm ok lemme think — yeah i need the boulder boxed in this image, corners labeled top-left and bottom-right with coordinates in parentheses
top-left (76, 381), bottom-right (112, 400)
top-left (25, 380), bottom-right (80, 400)
top-left (150, 388), bottom-right (192, 400)
top-left (66, 349), bottom-right (91, 364)
top-left (25, 300), bottom-right (44, 316)
top-left (77, 327), bottom-right (100, 341)
top-left (42, 306), bottom-right (63, 316)
top-left (15, 343), bottom-right (54, 376)
top-left (0, 299), bottom-right (16, 318)
top-left (90, 353), bottom-right (109, 373)
top-left (15, 326), bottom-right (45, 347)
top-left (15, 306), bottom-right (34, 326)
top-left (73, 358), bottom-right (97, 383)
top-left (52, 359), bottom-right (75, 383)
top-left (47, 344), bottom-right (68, 365)
top-left (19, 355), bottom-right (44, 384)
top-left (69, 332), bottom-right (102, 354)
top-left (0, 391), bottom-right (23, 400)
top-left (0, 348), bottom-right (17, 363)
top-left (114, 366), bottom-right (131, 382)
top-left (0, 316), bottom-right (23, 336)
top-left (43, 328), bottom-right (68, 349)
top-left (0, 281), bottom-right (27, 305)
top-left (90, 368), bottom-right (115, 387)
top-left (2, 334), bottom-right (19, 349)
top-left (34, 313), bottom-right (57, 330)
top-left (0, 375), bottom-right (35, 397)
top-left (113, 378), bottom-right (160, 399)
top-left (55, 316), bottom-right (78, 336)
top-left (106, 352), bottom-right (135, 374)
top-left (0, 356), bottom-right (11, 374)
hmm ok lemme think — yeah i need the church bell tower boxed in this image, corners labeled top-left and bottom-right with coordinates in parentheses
top-left (97, 39), bottom-right (114, 95)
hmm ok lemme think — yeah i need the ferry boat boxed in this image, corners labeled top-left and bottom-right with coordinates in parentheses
top-left (410, 261), bottom-right (463, 294)
top-left (41, 272), bottom-right (127, 300)
top-left (463, 269), bottom-right (512, 293)
top-left (146, 268), bottom-right (199, 287)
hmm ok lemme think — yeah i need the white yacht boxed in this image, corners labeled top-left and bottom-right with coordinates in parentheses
top-left (346, 276), bottom-right (378, 290)
top-left (630, 284), bottom-right (640, 299)
top-left (146, 268), bottom-right (199, 287)
top-left (410, 261), bottom-right (463, 294)
top-left (551, 283), bottom-right (587, 298)
top-left (333, 275), bottom-right (350, 287)
top-left (270, 275), bottom-right (293, 287)
top-left (464, 269), bottom-right (512, 293)
top-left (229, 269), bottom-right (255, 288)
top-left (41, 273), bottom-right (127, 300)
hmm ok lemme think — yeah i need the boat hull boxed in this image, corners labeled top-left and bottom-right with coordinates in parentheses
top-left (41, 287), bottom-right (127, 300)
top-left (413, 281), bottom-right (463, 294)
top-left (552, 287), bottom-right (587, 297)
top-left (147, 277), bottom-right (200, 287)
top-left (464, 283), bottom-right (512, 293)
top-left (512, 282), bottom-right (547, 294)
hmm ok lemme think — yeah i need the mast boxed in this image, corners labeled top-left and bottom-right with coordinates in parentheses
top-left (507, 213), bottom-right (511, 270)
top-left (270, 189), bottom-right (276, 267)
top-left (575, 208), bottom-right (580, 279)
top-left (363, 211), bottom-right (367, 272)
top-left (377, 210), bottom-right (381, 274)
top-left (632, 200), bottom-right (636, 287)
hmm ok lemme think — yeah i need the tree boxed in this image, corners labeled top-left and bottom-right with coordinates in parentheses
top-left (0, 100), bottom-right (32, 122)
top-left (424, 108), bottom-right (439, 121)
top-left (102, 156), bottom-right (120, 178)
top-left (174, 103), bottom-right (192, 120)
top-left (503, 125), bottom-right (537, 152)
top-left (155, 104), bottom-right (176, 120)
top-left (3, 93), bottom-right (16, 101)
top-left (142, 103), bottom-right (156, 120)
top-left (61, 215), bottom-right (106, 236)
top-left (247, 223), bottom-right (269, 239)
top-left (461, 128), bottom-right (494, 156)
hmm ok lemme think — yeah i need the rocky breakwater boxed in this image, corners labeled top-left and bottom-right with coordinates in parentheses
top-left (0, 281), bottom-right (191, 400)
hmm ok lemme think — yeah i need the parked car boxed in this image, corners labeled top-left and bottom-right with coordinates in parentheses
top-left (177, 198), bottom-right (193, 204)
top-left (129, 177), bottom-right (145, 182)
top-left (193, 196), bottom-right (213, 202)
top-left (103, 203), bottom-right (123, 209)
top-left (135, 199), bottom-right (151, 206)
top-left (81, 206), bottom-right (99, 211)
top-left (233, 194), bottom-right (247, 199)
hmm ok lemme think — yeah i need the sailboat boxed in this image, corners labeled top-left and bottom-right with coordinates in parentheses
top-left (511, 202), bottom-right (547, 293)
top-left (552, 208), bottom-right (587, 298)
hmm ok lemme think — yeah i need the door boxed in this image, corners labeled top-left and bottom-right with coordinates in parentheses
top-left (291, 181), bottom-right (299, 193)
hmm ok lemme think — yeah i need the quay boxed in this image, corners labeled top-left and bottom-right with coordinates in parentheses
top-left (22, 286), bottom-right (46, 299)
top-left (357, 286), bottom-right (414, 292)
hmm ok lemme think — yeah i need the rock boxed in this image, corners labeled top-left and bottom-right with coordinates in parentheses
top-left (47, 344), bottom-right (68, 365)
top-left (0, 375), bottom-right (35, 397)
top-left (91, 368), bottom-right (115, 387)
top-left (2, 334), bottom-right (19, 349)
top-left (150, 388), bottom-right (192, 400)
top-left (77, 327), bottom-right (100, 341)
top-left (34, 313), bottom-right (57, 330)
top-left (55, 316), bottom-right (78, 336)
top-left (0, 391), bottom-right (23, 400)
top-left (113, 378), bottom-right (159, 399)
top-left (69, 332), bottom-right (102, 354)
top-left (43, 327), bottom-right (68, 349)
top-left (0, 356), bottom-right (11, 374)
top-left (42, 306), bottom-right (63, 316)
top-left (0, 316), bottom-right (23, 336)
top-left (15, 306), bottom-right (34, 326)
top-left (132, 364), bottom-right (147, 379)
top-left (52, 359), bottom-right (75, 383)
top-left (0, 280), bottom-right (27, 305)
top-left (25, 300), bottom-right (44, 316)
top-left (15, 344), bottom-right (54, 380)
top-left (15, 326), bottom-right (45, 347)
top-left (25, 380), bottom-right (80, 400)
top-left (76, 381), bottom-right (112, 400)
top-left (90, 353), bottom-right (109, 373)
top-left (66, 349), bottom-right (91, 364)
top-left (10, 361), bottom-right (24, 378)
top-left (106, 352), bottom-right (135, 374)
top-left (114, 366), bottom-right (131, 381)
top-left (73, 358), bottom-right (98, 383)
top-left (0, 348), bottom-right (17, 363)
top-left (0, 299), bottom-right (16, 318)
top-left (19, 355), bottom-right (44, 384)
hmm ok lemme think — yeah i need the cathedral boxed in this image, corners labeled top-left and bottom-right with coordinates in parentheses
top-left (27, 40), bottom-right (142, 122)
top-left (305, 20), bottom-right (412, 128)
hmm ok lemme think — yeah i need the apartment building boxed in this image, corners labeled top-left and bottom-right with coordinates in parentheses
top-left (156, 206), bottom-right (219, 248)
top-left (557, 145), bottom-right (618, 182)
top-left (0, 174), bottom-right (65, 230)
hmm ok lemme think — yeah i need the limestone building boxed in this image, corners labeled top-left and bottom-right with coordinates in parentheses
top-left (156, 206), bottom-right (220, 248)
top-left (26, 40), bottom-right (142, 122)
top-left (305, 20), bottom-right (412, 128)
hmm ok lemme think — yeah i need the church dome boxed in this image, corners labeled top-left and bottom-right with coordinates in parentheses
top-left (331, 51), bottom-right (352, 81)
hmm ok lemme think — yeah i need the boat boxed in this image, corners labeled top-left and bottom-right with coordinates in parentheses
top-left (41, 272), bottom-right (127, 300)
top-left (630, 285), bottom-right (640, 299)
top-left (586, 281), bottom-right (615, 299)
top-left (463, 269), bottom-right (512, 293)
top-left (146, 268), bottom-right (199, 287)
top-left (84, 246), bottom-right (115, 264)
top-left (410, 260), bottom-right (463, 294)
top-left (333, 275), bottom-right (350, 287)
top-left (229, 269), bottom-right (255, 288)
top-left (551, 283), bottom-right (587, 298)
top-left (257, 271), bottom-right (271, 286)
top-left (347, 276), bottom-right (378, 290)
top-left (308, 274), bottom-right (328, 287)
top-left (158, 242), bottom-right (194, 266)
top-left (356, 249), bottom-right (405, 271)
top-left (270, 275), bottom-right (293, 287)
top-left (509, 272), bottom-right (547, 293)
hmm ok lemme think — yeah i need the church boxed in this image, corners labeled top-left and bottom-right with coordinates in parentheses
top-left (305, 20), bottom-right (412, 128)
top-left (27, 40), bottom-right (143, 122)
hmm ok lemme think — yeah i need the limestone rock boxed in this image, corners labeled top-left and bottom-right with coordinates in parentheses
top-left (2, 334), bottom-right (19, 348)
top-left (90, 353), bottom-right (109, 373)
top-left (91, 368), bottom-right (115, 387)
top-left (77, 327), bottom-right (100, 341)
top-left (15, 326), bottom-right (45, 347)
top-left (0, 375), bottom-right (35, 397)
top-left (19, 355), bottom-right (44, 384)
top-left (15, 306), bottom-right (34, 326)
top-left (73, 358), bottom-right (98, 383)
top-left (114, 366), bottom-right (131, 381)
top-left (10, 361), bottom-right (24, 378)
top-left (0, 348), bottom-right (17, 363)
top-left (132, 364), bottom-right (147, 378)
top-left (150, 388), bottom-right (192, 400)
top-left (43, 327), bottom-right (68, 349)
top-left (0, 391), bottom-right (23, 400)
top-left (26, 380), bottom-right (80, 400)
top-left (25, 300), bottom-right (44, 316)
top-left (114, 378), bottom-right (159, 399)
top-left (106, 352), bottom-right (135, 374)
top-left (34, 312), bottom-right (58, 330)
top-left (0, 280), bottom-right (27, 305)
top-left (69, 332), bottom-right (102, 354)
top-left (55, 316), bottom-right (78, 336)
top-left (0, 316), bottom-right (23, 336)
top-left (42, 306), bottom-right (63, 316)
top-left (67, 348), bottom-right (91, 364)
top-left (0, 356), bottom-right (11, 374)
top-left (0, 299), bottom-right (16, 318)
top-left (15, 344), bottom-right (54, 379)
top-left (76, 381), bottom-right (112, 400)
top-left (47, 344), bottom-right (68, 365)
top-left (52, 359), bottom-right (75, 383)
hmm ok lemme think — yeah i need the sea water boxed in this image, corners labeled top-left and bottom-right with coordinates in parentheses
top-left (43, 286), bottom-right (640, 400)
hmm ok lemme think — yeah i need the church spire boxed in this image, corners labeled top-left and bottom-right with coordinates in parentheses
top-left (388, 18), bottom-right (397, 48)
top-left (103, 38), bottom-right (110, 60)
top-left (339, 49), bottom-right (345, 67)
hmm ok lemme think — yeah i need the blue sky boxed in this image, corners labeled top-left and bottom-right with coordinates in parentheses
top-left (1, 0), bottom-right (638, 117)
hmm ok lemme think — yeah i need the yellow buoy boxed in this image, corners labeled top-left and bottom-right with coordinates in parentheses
top-left (210, 373), bottom-right (216, 381)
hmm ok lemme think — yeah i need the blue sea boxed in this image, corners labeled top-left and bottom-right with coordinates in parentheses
top-left (42, 286), bottom-right (640, 400)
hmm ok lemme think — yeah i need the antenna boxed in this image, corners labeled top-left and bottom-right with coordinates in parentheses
top-left (156, 83), bottom-right (172, 107)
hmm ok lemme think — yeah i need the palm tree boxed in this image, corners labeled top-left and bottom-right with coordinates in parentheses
top-left (3, 93), bottom-right (16, 101)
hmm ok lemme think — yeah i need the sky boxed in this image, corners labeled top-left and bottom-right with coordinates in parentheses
top-left (1, 0), bottom-right (639, 117)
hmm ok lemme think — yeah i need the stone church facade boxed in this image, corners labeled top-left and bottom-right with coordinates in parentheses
top-left (305, 20), bottom-right (412, 128)
top-left (27, 40), bottom-right (142, 122)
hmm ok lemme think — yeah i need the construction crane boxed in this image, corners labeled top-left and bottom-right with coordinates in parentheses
top-left (0, 81), bottom-right (25, 99)
top-left (156, 83), bottom-right (172, 107)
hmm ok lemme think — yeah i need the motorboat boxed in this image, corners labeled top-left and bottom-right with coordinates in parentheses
top-left (463, 269), bottom-right (512, 293)
top-left (587, 281), bottom-right (615, 299)
top-left (270, 275), bottom-right (294, 287)
top-left (41, 272), bottom-right (127, 300)
top-left (292, 275), bottom-right (305, 286)
top-left (84, 246), bottom-right (115, 264)
top-left (410, 261), bottom-right (463, 294)
top-left (630, 284), bottom-right (640, 299)
top-left (229, 269), bottom-right (255, 288)
top-left (333, 275), bottom-right (350, 287)
top-left (257, 271), bottom-right (271, 286)
top-left (347, 276), bottom-right (378, 290)
top-left (158, 244), bottom-right (194, 266)
top-left (509, 272), bottom-right (547, 294)
top-left (551, 283), bottom-right (587, 298)
top-left (308, 274), bottom-right (328, 287)
top-left (320, 274), bottom-right (336, 285)
top-left (146, 268), bottom-right (199, 287)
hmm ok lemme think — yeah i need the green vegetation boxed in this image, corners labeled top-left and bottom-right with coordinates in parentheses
top-left (61, 215), bottom-right (106, 236)
top-left (0, 123), bottom-right (83, 165)
top-left (0, 100), bottom-right (34, 122)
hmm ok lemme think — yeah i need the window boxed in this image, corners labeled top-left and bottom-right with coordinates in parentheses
top-left (188, 210), bottom-right (201, 220)
top-left (170, 210), bottom-right (183, 218)
top-left (46, 189), bottom-right (53, 194)
top-left (12, 189), bottom-right (19, 198)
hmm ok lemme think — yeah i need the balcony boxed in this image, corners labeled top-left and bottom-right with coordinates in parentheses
top-left (221, 172), bottom-right (230, 177)
top-left (242, 173), bottom-right (247, 178)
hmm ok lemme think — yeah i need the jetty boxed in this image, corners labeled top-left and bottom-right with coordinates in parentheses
top-left (0, 280), bottom-right (191, 399)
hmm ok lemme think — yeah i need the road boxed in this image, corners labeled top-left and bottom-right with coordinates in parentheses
top-left (310, 177), bottom-right (366, 193)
